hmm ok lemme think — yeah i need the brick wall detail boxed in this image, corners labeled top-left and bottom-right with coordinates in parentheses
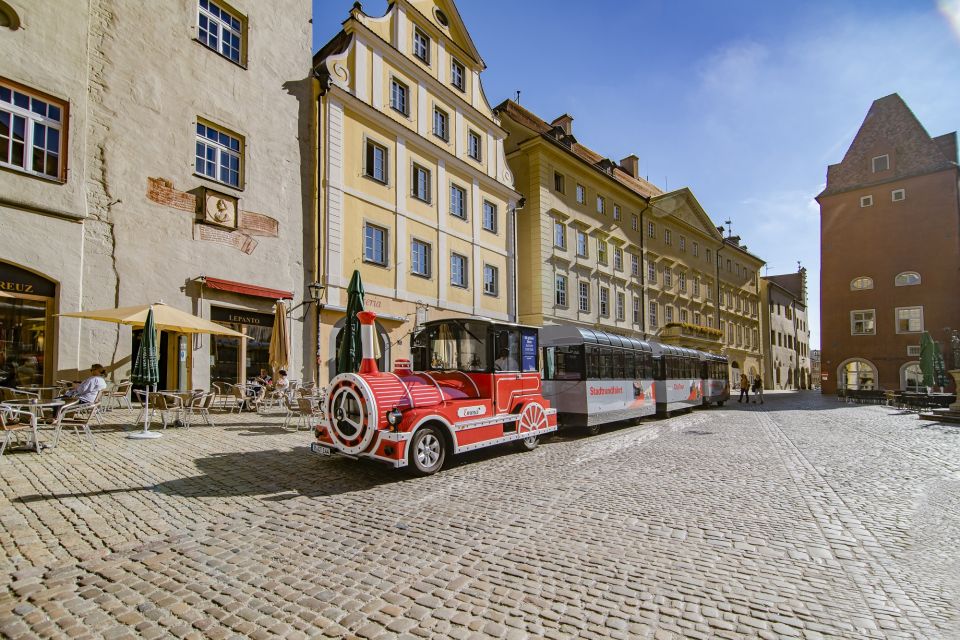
top-left (146, 177), bottom-right (196, 212)
top-left (239, 210), bottom-right (279, 237)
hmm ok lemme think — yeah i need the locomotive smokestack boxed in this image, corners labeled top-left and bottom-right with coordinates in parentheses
top-left (356, 311), bottom-right (379, 375)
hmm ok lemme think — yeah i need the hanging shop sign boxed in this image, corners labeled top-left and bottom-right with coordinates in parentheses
top-left (210, 306), bottom-right (274, 327)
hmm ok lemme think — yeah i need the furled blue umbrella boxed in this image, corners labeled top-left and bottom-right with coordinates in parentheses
top-left (129, 308), bottom-right (161, 439)
top-left (336, 270), bottom-right (365, 374)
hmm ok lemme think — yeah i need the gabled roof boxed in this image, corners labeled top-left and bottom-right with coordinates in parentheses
top-left (403, 0), bottom-right (485, 68)
top-left (649, 188), bottom-right (725, 243)
top-left (495, 99), bottom-right (663, 200)
top-left (765, 271), bottom-right (806, 301)
top-left (819, 93), bottom-right (958, 198)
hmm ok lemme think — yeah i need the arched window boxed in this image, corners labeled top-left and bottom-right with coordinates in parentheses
top-left (850, 276), bottom-right (873, 290)
top-left (900, 362), bottom-right (924, 391)
top-left (839, 359), bottom-right (876, 390)
top-left (0, 1), bottom-right (21, 30)
top-left (895, 271), bottom-right (921, 287)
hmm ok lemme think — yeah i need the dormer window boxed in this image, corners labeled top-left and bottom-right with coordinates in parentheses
top-left (413, 28), bottom-right (430, 65)
top-left (871, 154), bottom-right (889, 172)
top-left (450, 58), bottom-right (465, 92)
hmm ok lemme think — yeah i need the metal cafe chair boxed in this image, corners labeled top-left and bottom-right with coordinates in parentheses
top-left (1, 406), bottom-right (39, 460)
top-left (51, 401), bottom-right (98, 450)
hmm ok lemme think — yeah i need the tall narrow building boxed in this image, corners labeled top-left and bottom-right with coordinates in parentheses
top-left (313, 0), bottom-right (521, 383)
top-left (817, 94), bottom-right (959, 393)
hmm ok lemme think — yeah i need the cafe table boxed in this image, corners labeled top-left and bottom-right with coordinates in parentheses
top-left (0, 399), bottom-right (66, 452)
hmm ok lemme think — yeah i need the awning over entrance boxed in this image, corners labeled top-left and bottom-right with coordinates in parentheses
top-left (202, 277), bottom-right (293, 300)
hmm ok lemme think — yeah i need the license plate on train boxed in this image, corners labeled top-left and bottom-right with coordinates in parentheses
top-left (310, 443), bottom-right (332, 456)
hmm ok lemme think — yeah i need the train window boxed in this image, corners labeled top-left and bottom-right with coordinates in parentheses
top-left (420, 321), bottom-right (490, 372)
top-left (544, 345), bottom-right (583, 380)
top-left (492, 329), bottom-right (521, 372)
top-left (598, 347), bottom-right (613, 379)
top-left (624, 351), bottom-right (635, 379)
top-left (585, 345), bottom-right (600, 379)
top-left (639, 351), bottom-right (653, 379)
top-left (612, 350), bottom-right (625, 378)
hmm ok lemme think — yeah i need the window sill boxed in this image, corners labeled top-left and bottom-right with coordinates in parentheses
top-left (0, 164), bottom-right (67, 185)
top-left (193, 172), bottom-right (244, 192)
top-left (411, 272), bottom-right (432, 280)
top-left (483, 291), bottom-right (499, 298)
top-left (363, 174), bottom-right (389, 187)
top-left (194, 38), bottom-right (247, 70)
top-left (363, 259), bottom-right (389, 269)
top-left (451, 283), bottom-right (469, 290)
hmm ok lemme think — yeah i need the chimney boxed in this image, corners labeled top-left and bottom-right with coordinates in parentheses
top-left (619, 154), bottom-right (639, 179)
top-left (356, 311), bottom-right (380, 375)
top-left (550, 114), bottom-right (573, 136)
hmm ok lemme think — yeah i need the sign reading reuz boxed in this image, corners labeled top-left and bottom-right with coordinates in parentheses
top-left (0, 263), bottom-right (57, 298)
top-left (210, 306), bottom-right (274, 328)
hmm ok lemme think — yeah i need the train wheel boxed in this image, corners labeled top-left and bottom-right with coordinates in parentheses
top-left (586, 424), bottom-right (601, 436)
top-left (517, 402), bottom-right (548, 435)
top-left (718, 401), bottom-right (725, 407)
top-left (408, 425), bottom-right (446, 476)
top-left (515, 435), bottom-right (539, 451)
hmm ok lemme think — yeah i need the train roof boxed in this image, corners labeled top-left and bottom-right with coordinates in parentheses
top-left (699, 351), bottom-right (728, 363)
top-left (539, 325), bottom-right (653, 353)
top-left (649, 342), bottom-right (701, 358)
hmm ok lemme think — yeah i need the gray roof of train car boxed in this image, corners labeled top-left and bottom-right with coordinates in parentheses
top-left (539, 325), bottom-right (652, 353)
top-left (649, 342), bottom-right (701, 358)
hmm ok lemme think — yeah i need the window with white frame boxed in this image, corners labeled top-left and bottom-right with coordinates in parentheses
top-left (664, 229), bottom-right (672, 245)
top-left (578, 281), bottom-right (590, 312)
top-left (198, 0), bottom-right (244, 65)
top-left (706, 283), bottom-right (713, 300)
top-left (613, 204), bottom-right (621, 221)
top-left (679, 236), bottom-right (686, 252)
top-left (860, 195), bottom-right (873, 207)
top-left (450, 183), bottom-right (466, 218)
top-left (665, 305), bottom-right (674, 324)
top-left (850, 276), bottom-right (873, 290)
top-left (706, 248), bottom-right (711, 263)
top-left (576, 230), bottom-right (588, 257)
top-left (680, 309), bottom-right (688, 323)
top-left (706, 315), bottom-right (713, 328)
top-left (432, 107), bottom-right (449, 141)
top-left (450, 58), bottom-right (465, 91)
top-left (411, 163), bottom-right (431, 203)
top-left (633, 296), bottom-right (640, 324)
top-left (895, 271), bottom-right (920, 286)
top-left (631, 253), bottom-right (639, 276)
top-left (692, 241), bottom-right (699, 257)
top-left (413, 27), bottom-right (430, 64)
top-left (554, 221), bottom-right (566, 248)
top-left (196, 121), bottom-right (242, 187)
top-left (663, 267), bottom-right (672, 288)
top-left (648, 300), bottom-right (658, 330)
top-left (892, 188), bottom-right (905, 202)
top-left (613, 247), bottom-right (623, 271)
top-left (693, 277), bottom-right (700, 298)
top-left (554, 171), bottom-right (564, 193)
top-left (694, 311), bottom-right (701, 325)
top-left (364, 223), bottom-right (387, 266)
top-left (596, 195), bottom-right (605, 214)
top-left (872, 154), bottom-right (889, 172)
top-left (678, 272), bottom-right (686, 293)
top-left (467, 130), bottom-right (482, 161)
top-left (597, 239), bottom-right (608, 265)
top-left (390, 78), bottom-right (409, 115)
top-left (483, 264), bottom-right (499, 296)
top-left (575, 183), bottom-right (585, 204)
top-left (411, 239), bottom-right (431, 278)
top-left (599, 287), bottom-right (610, 317)
top-left (632, 214), bottom-right (638, 231)
top-left (907, 345), bottom-right (921, 357)
top-left (851, 309), bottom-right (875, 335)
top-left (0, 81), bottom-right (66, 181)
top-left (482, 200), bottom-right (497, 233)
top-left (364, 138), bottom-right (388, 183)
top-left (647, 260), bottom-right (656, 284)
top-left (895, 306), bottom-right (923, 333)
top-left (450, 253), bottom-right (468, 288)
top-left (555, 275), bottom-right (568, 307)
top-left (647, 221), bottom-right (655, 238)
top-left (616, 291), bottom-right (625, 321)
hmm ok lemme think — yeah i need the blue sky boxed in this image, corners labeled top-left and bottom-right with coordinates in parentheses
top-left (313, 0), bottom-right (960, 349)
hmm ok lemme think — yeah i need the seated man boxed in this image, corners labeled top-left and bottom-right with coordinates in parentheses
top-left (64, 364), bottom-right (108, 405)
top-left (494, 348), bottom-right (518, 372)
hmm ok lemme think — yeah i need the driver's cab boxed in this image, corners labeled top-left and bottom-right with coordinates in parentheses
top-left (412, 319), bottom-right (540, 413)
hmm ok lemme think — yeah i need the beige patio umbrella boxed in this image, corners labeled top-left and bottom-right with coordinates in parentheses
top-left (59, 301), bottom-right (245, 337)
top-left (0, 290), bottom-right (13, 298)
top-left (268, 300), bottom-right (289, 378)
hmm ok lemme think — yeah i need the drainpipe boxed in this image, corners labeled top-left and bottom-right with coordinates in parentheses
top-left (639, 203), bottom-right (647, 338)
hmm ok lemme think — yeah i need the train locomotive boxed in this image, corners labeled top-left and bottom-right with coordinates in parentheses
top-left (312, 312), bottom-right (557, 475)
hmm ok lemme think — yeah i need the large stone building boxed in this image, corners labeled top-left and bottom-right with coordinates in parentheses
top-left (312, 0), bottom-right (521, 383)
top-left (817, 94), bottom-right (959, 393)
top-left (497, 100), bottom-right (764, 379)
top-left (716, 235), bottom-right (765, 384)
top-left (0, 0), bottom-right (313, 390)
top-left (760, 269), bottom-right (811, 389)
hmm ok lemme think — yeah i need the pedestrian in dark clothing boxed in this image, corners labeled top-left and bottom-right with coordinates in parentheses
top-left (738, 373), bottom-right (750, 403)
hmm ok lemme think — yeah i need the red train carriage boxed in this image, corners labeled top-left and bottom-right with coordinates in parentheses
top-left (312, 312), bottom-right (557, 475)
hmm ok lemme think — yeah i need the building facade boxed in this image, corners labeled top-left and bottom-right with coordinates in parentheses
top-left (313, 0), bottom-right (520, 384)
top-left (0, 0), bottom-right (313, 390)
top-left (498, 100), bottom-right (765, 379)
top-left (817, 94), bottom-right (960, 393)
top-left (760, 270), bottom-right (811, 389)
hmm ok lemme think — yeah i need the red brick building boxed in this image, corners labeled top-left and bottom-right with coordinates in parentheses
top-left (817, 94), bottom-right (959, 394)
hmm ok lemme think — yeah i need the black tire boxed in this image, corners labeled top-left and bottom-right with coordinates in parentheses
top-left (586, 423), bottom-right (601, 436)
top-left (718, 401), bottom-right (725, 407)
top-left (408, 425), bottom-right (446, 476)
top-left (515, 435), bottom-right (539, 451)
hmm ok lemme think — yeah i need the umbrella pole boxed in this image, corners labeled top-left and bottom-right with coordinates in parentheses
top-left (128, 384), bottom-right (162, 439)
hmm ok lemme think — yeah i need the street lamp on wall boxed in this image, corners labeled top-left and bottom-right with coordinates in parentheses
top-left (288, 281), bottom-right (326, 318)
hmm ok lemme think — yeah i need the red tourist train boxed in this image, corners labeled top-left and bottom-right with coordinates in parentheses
top-left (312, 312), bottom-right (558, 475)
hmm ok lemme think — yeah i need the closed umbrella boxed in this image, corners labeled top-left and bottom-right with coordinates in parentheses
top-left (268, 300), bottom-right (289, 379)
top-left (336, 270), bottom-right (365, 374)
top-left (933, 340), bottom-right (948, 389)
top-left (129, 308), bottom-right (161, 439)
top-left (920, 331), bottom-right (936, 389)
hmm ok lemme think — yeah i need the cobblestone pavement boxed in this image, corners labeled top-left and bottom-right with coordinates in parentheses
top-left (1, 392), bottom-right (958, 639)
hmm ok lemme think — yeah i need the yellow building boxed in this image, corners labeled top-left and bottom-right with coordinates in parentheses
top-left (717, 235), bottom-right (765, 383)
top-left (313, 0), bottom-right (520, 382)
top-left (497, 101), bottom-right (727, 354)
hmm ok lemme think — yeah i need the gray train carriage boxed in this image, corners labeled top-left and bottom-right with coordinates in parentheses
top-left (700, 352), bottom-right (730, 406)
top-left (650, 343), bottom-right (703, 415)
top-left (540, 326), bottom-right (657, 432)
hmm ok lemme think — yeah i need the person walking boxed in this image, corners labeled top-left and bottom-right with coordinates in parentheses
top-left (738, 372), bottom-right (750, 403)
top-left (752, 374), bottom-right (764, 404)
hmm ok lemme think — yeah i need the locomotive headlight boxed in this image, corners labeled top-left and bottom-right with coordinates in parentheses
top-left (387, 408), bottom-right (403, 427)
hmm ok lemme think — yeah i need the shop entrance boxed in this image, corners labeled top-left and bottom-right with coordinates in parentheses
top-left (210, 307), bottom-right (273, 386)
top-left (0, 262), bottom-right (56, 387)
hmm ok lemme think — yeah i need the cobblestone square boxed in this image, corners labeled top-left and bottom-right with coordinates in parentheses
top-left (1, 392), bottom-right (957, 639)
